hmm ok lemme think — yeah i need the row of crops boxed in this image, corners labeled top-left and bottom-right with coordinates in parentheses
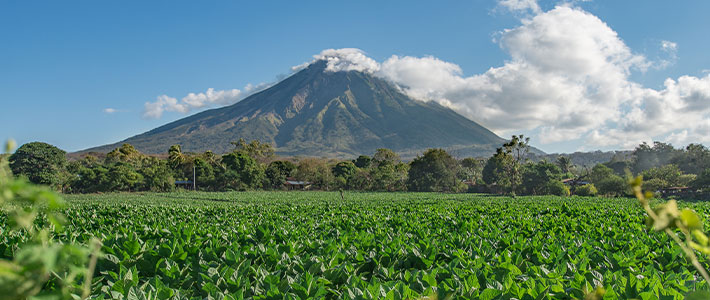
top-left (3, 191), bottom-right (710, 299)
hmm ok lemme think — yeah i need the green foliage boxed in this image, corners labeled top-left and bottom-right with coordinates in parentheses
top-left (265, 160), bottom-right (296, 189)
top-left (332, 161), bottom-right (357, 189)
top-left (521, 161), bottom-right (562, 195)
top-left (543, 179), bottom-right (570, 196)
top-left (574, 184), bottom-right (598, 196)
top-left (352, 155), bottom-right (372, 169)
top-left (482, 149), bottom-right (511, 189)
top-left (642, 178), bottom-right (668, 193)
top-left (9, 141), bottom-right (67, 187)
top-left (294, 158), bottom-right (335, 190)
top-left (596, 175), bottom-right (629, 197)
top-left (221, 151), bottom-right (264, 190)
top-left (692, 168), bottom-right (710, 191)
top-left (230, 138), bottom-right (275, 163)
top-left (459, 157), bottom-right (484, 183)
top-left (632, 141), bottom-right (677, 173)
top-left (672, 144), bottom-right (710, 175)
top-left (8, 190), bottom-right (710, 298)
top-left (1, 141), bottom-right (97, 299)
top-left (407, 148), bottom-right (461, 192)
top-left (630, 176), bottom-right (710, 297)
top-left (641, 164), bottom-right (684, 187)
top-left (588, 164), bottom-right (615, 185)
top-left (482, 135), bottom-right (530, 195)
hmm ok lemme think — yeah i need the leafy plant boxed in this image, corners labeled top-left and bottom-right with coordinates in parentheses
top-left (630, 175), bottom-right (710, 298)
top-left (0, 140), bottom-right (100, 299)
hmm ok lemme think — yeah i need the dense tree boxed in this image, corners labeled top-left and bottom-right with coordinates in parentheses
top-left (407, 148), bottom-right (461, 192)
top-left (482, 135), bottom-right (529, 195)
top-left (265, 160), bottom-right (296, 189)
top-left (332, 161), bottom-right (357, 189)
top-left (459, 157), bottom-right (484, 183)
top-left (482, 149), bottom-right (513, 193)
top-left (365, 149), bottom-right (408, 191)
top-left (106, 163), bottom-right (144, 191)
top-left (231, 138), bottom-right (275, 163)
top-left (671, 144), bottom-right (710, 175)
top-left (521, 161), bottom-right (563, 195)
top-left (294, 158), bottom-right (335, 190)
top-left (138, 157), bottom-right (175, 192)
top-left (596, 176), bottom-right (628, 197)
top-left (9, 142), bottom-right (67, 187)
top-left (692, 168), bottom-right (710, 191)
top-left (106, 144), bottom-right (143, 165)
top-left (641, 164), bottom-right (695, 189)
top-left (588, 164), bottom-right (615, 185)
top-left (372, 148), bottom-right (400, 168)
top-left (71, 164), bottom-right (111, 193)
top-left (501, 135), bottom-right (530, 195)
top-left (352, 155), bottom-right (372, 169)
top-left (632, 141), bottom-right (678, 173)
top-left (221, 152), bottom-right (264, 190)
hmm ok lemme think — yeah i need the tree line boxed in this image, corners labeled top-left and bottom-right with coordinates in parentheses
top-left (7, 137), bottom-right (710, 196)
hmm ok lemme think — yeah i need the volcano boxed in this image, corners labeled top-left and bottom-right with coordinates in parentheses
top-left (83, 60), bottom-right (508, 158)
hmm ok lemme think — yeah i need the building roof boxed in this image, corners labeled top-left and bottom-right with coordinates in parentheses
top-left (285, 180), bottom-right (311, 185)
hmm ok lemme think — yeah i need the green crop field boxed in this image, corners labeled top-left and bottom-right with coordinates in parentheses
top-left (3, 191), bottom-right (710, 299)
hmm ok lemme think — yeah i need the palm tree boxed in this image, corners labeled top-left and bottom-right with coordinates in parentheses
top-left (556, 156), bottom-right (573, 175)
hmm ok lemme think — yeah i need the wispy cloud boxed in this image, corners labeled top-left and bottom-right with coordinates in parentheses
top-left (103, 108), bottom-right (127, 114)
top-left (497, 0), bottom-right (542, 15)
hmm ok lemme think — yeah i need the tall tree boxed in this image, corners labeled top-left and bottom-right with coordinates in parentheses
top-left (556, 156), bottom-right (573, 175)
top-left (231, 138), bottom-right (275, 163)
top-left (521, 161), bottom-right (563, 195)
top-left (265, 160), bottom-right (296, 189)
top-left (221, 152), bottom-right (264, 190)
top-left (9, 142), bottom-right (67, 187)
top-left (460, 157), bottom-right (484, 183)
top-left (495, 135), bottom-right (531, 195)
top-left (407, 148), bottom-right (461, 192)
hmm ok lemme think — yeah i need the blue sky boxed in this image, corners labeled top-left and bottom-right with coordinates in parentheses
top-left (2, 0), bottom-right (709, 154)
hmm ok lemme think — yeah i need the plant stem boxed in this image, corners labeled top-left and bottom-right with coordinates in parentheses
top-left (82, 239), bottom-right (101, 299)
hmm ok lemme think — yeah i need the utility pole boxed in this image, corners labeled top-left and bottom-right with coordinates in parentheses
top-left (193, 163), bottom-right (196, 191)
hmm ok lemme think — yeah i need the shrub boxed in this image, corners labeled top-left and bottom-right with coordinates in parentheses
top-left (544, 180), bottom-right (570, 196)
top-left (575, 184), bottom-right (597, 196)
top-left (597, 175), bottom-right (629, 196)
top-left (641, 178), bottom-right (667, 193)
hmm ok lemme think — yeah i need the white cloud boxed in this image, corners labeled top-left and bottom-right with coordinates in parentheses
top-left (296, 48), bottom-right (380, 73)
top-left (103, 108), bottom-right (118, 114)
top-left (497, 0), bottom-right (542, 15)
top-left (143, 88), bottom-right (243, 119)
top-left (293, 5), bottom-right (709, 150)
top-left (656, 40), bottom-right (679, 69)
top-left (661, 40), bottom-right (678, 53)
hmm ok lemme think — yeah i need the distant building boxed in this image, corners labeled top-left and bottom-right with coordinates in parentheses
top-left (562, 178), bottom-right (590, 186)
top-left (284, 178), bottom-right (311, 190)
top-left (659, 187), bottom-right (692, 197)
top-left (175, 180), bottom-right (194, 190)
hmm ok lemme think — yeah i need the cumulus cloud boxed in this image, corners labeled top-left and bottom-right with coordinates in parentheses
top-left (295, 5), bottom-right (709, 150)
top-left (143, 87), bottom-right (256, 119)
